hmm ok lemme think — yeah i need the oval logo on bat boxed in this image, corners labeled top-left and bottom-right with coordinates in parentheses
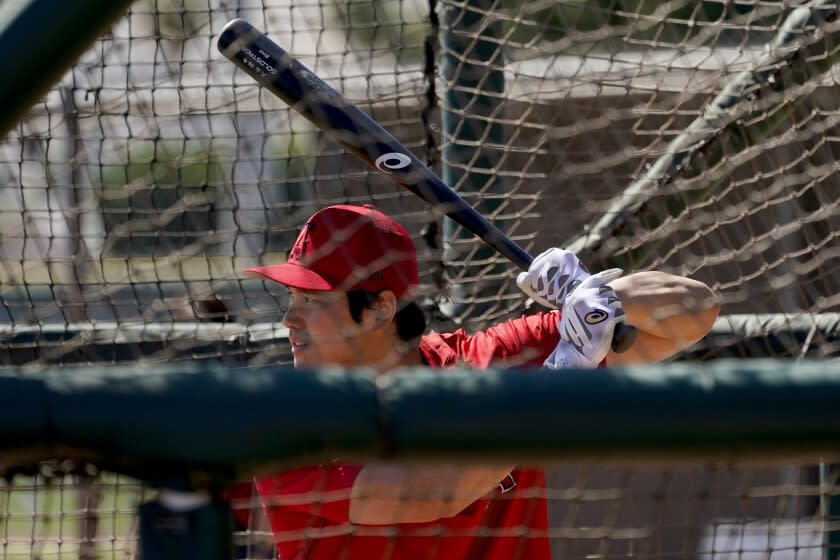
top-left (375, 153), bottom-right (411, 173)
top-left (584, 309), bottom-right (608, 324)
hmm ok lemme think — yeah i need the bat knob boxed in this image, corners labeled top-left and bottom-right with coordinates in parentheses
top-left (611, 323), bottom-right (638, 354)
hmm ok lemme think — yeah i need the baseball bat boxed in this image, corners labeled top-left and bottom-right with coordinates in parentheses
top-left (217, 18), bottom-right (636, 353)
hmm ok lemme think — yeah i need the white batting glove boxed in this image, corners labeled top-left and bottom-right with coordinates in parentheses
top-left (543, 340), bottom-right (599, 369)
top-left (516, 248), bottom-right (591, 309)
top-left (544, 268), bottom-right (627, 369)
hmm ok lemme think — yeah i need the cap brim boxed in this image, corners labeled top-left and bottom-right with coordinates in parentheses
top-left (243, 264), bottom-right (334, 291)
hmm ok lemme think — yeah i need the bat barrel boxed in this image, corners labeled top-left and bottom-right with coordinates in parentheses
top-left (217, 18), bottom-right (535, 273)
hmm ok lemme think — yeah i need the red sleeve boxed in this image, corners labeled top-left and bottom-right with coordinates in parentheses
top-left (435, 311), bottom-right (562, 369)
top-left (255, 463), bottom-right (362, 523)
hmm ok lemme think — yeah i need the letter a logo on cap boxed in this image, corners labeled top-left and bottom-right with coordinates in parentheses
top-left (300, 222), bottom-right (316, 253)
top-left (290, 221), bottom-right (316, 260)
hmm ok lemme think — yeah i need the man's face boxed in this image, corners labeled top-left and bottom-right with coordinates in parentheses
top-left (282, 287), bottom-right (364, 369)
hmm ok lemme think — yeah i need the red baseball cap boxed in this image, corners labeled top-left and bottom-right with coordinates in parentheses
top-left (244, 205), bottom-right (418, 300)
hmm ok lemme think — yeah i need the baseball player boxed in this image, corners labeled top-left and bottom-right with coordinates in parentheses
top-left (237, 204), bottom-right (719, 559)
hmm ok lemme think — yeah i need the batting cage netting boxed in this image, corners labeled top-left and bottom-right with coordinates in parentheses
top-left (1, 0), bottom-right (840, 558)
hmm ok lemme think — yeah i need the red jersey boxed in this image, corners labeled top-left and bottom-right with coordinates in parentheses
top-left (255, 311), bottom-right (562, 560)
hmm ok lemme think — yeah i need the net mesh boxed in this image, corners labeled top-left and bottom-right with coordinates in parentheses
top-left (0, 467), bottom-right (147, 559)
top-left (1, 0), bottom-right (840, 558)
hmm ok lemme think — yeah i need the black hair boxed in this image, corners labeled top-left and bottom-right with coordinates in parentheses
top-left (347, 290), bottom-right (427, 342)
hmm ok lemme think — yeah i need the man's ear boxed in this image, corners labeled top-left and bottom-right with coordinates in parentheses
top-left (372, 290), bottom-right (398, 326)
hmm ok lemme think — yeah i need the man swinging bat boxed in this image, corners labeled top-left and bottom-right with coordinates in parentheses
top-left (234, 203), bottom-right (719, 559)
top-left (218, 19), bottom-right (719, 559)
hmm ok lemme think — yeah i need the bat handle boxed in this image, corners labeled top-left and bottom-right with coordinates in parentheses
top-left (518, 252), bottom-right (638, 353)
top-left (611, 323), bottom-right (638, 354)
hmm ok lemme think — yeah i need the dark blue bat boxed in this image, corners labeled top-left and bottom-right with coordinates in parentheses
top-left (217, 18), bottom-right (636, 353)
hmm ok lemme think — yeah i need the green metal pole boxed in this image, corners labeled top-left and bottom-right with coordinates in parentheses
top-left (3, 360), bottom-right (840, 472)
top-left (440, 0), bottom-right (509, 326)
top-left (0, 0), bottom-right (134, 138)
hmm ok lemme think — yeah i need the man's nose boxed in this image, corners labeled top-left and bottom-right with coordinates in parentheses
top-left (282, 301), bottom-right (302, 329)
